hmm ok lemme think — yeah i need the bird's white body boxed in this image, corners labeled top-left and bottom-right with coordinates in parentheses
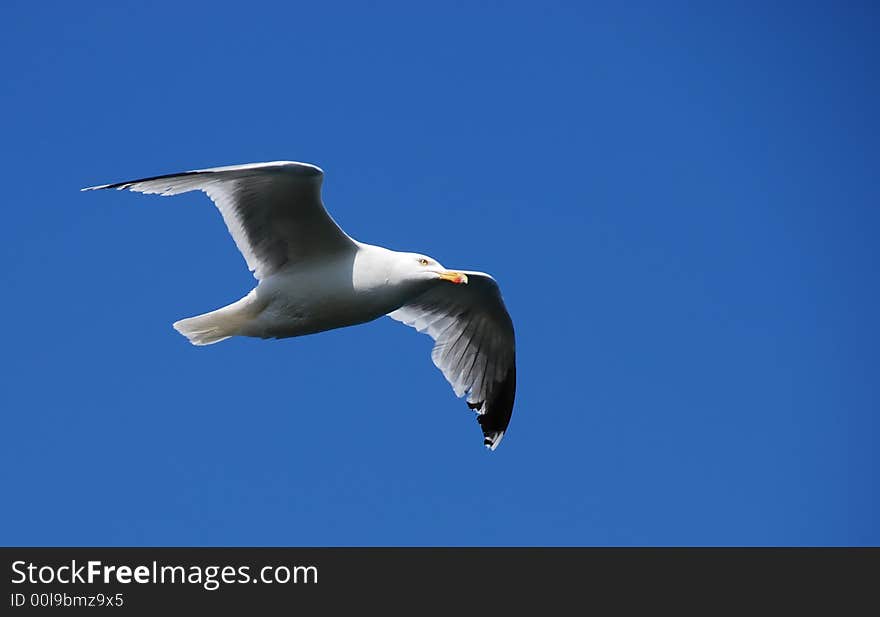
top-left (83, 161), bottom-right (516, 449)
top-left (225, 243), bottom-right (426, 341)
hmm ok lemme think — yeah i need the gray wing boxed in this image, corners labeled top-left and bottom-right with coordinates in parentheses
top-left (388, 271), bottom-right (516, 450)
top-left (82, 161), bottom-right (355, 279)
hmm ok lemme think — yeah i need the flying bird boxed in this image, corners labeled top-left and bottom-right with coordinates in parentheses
top-left (83, 161), bottom-right (516, 450)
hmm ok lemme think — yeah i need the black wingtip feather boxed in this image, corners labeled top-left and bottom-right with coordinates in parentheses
top-left (475, 364), bottom-right (516, 449)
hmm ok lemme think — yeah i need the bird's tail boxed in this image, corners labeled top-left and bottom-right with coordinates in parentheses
top-left (172, 291), bottom-right (259, 346)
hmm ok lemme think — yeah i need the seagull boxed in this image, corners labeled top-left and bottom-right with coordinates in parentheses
top-left (83, 161), bottom-right (516, 450)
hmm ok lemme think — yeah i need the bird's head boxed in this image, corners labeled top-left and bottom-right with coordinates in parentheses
top-left (397, 252), bottom-right (469, 286)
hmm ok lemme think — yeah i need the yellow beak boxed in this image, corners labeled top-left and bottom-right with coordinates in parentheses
top-left (437, 271), bottom-right (468, 285)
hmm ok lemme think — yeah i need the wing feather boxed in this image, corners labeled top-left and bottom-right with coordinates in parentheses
top-left (388, 272), bottom-right (516, 450)
top-left (82, 161), bottom-right (355, 279)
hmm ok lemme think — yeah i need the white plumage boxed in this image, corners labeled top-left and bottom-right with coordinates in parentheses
top-left (83, 161), bottom-right (516, 450)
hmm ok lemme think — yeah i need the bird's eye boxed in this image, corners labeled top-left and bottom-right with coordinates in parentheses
top-left (418, 258), bottom-right (429, 266)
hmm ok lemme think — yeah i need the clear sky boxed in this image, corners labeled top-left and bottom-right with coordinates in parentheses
top-left (1, 1), bottom-right (877, 546)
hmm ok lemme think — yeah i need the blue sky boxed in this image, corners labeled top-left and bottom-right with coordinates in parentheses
top-left (1, 1), bottom-right (877, 545)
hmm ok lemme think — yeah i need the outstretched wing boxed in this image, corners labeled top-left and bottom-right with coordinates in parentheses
top-left (388, 272), bottom-right (516, 450)
top-left (82, 161), bottom-right (355, 279)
